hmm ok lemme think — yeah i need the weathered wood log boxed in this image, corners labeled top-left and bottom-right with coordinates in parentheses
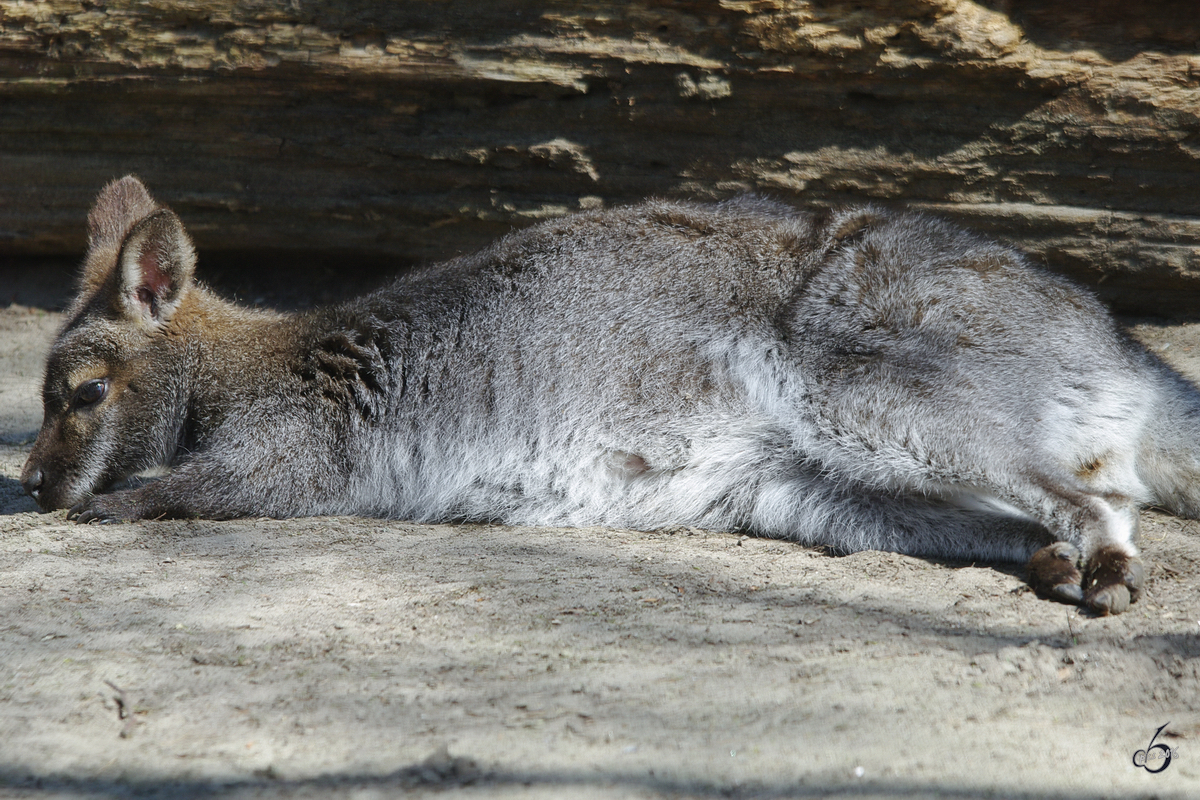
top-left (2, 1), bottom-right (1200, 313)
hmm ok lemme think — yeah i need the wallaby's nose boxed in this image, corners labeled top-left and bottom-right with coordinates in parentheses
top-left (21, 466), bottom-right (44, 502)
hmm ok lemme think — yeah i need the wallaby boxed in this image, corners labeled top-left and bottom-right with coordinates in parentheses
top-left (21, 176), bottom-right (1200, 615)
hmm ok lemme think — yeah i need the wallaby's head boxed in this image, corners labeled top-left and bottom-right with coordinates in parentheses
top-left (21, 176), bottom-right (198, 511)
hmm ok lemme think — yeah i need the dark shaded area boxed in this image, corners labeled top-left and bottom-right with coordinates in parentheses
top-left (1, 251), bottom-right (406, 312)
top-left (0, 475), bottom-right (36, 513)
top-left (0, 762), bottom-right (1189, 800)
top-left (189, 249), bottom-right (414, 310)
top-left (991, 0), bottom-right (1200, 59)
top-left (0, 258), bottom-right (76, 310)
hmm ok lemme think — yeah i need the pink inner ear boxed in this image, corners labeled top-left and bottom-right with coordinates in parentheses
top-left (139, 248), bottom-right (170, 300)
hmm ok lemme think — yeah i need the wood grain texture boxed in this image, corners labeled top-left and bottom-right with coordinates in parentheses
top-left (2, 1), bottom-right (1199, 312)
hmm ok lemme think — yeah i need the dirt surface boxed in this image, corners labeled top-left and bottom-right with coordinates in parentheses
top-left (2, 298), bottom-right (1200, 799)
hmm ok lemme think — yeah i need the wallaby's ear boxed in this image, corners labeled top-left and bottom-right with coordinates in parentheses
top-left (79, 176), bottom-right (161, 295)
top-left (113, 209), bottom-right (197, 327)
top-left (88, 175), bottom-right (158, 248)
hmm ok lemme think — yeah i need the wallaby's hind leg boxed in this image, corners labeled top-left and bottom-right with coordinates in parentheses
top-left (752, 456), bottom-right (1139, 614)
top-left (1016, 482), bottom-right (1145, 615)
top-left (1032, 361), bottom-right (1200, 614)
top-left (767, 210), bottom-right (1162, 614)
top-left (774, 361), bottom-right (1151, 613)
top-left (747, 463), bottom-right (1055, 562)
top-left (765, 328), bottom-right (1152, 613)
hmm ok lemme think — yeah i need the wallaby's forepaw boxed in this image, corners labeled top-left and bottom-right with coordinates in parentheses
top-left (1027, 542), bottom-right (1085, 605)
top-left (68, 493), bottom-right (138, 524)
top-left (1082, 546), bottom-right (1145, 616)
top-left (1027, 542), bottom-right (1144, 615)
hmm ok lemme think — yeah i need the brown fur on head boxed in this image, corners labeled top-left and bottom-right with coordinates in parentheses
top-left (20, 176), bottom-right (199, 511)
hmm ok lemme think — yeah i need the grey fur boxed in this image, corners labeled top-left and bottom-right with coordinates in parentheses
top-left (22, 177), bottom-right (1200, 613)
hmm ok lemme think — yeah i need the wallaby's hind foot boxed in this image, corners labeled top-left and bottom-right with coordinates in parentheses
top-left (1027, 542), bottom-right (1145, 615)
top-left (1083, 545), bottom-right (1145, 615)
top-left (1027, 542), bottom-right (1085, 606)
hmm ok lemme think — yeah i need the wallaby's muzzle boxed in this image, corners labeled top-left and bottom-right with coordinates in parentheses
top-left (20, 431), bottom-right (99, 512)
top-left (19, 442), bottom-right (70, 512)
top-left (19, 462), bottom-right (46, 508)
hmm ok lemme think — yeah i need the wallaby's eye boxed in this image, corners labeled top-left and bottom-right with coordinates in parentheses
top-left (73, 378), bottom-right (109, 407)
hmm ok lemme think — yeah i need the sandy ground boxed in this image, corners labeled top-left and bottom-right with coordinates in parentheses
top-left (2, 283), bottom-right (1200, 799)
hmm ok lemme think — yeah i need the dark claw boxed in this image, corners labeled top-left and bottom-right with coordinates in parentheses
top-left (68, 499), bottom-right (123, 524)
top-left (1123, 559), bottom-right (1146, 604)
top-left (1047, 582), bottom-right (1084, 605)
